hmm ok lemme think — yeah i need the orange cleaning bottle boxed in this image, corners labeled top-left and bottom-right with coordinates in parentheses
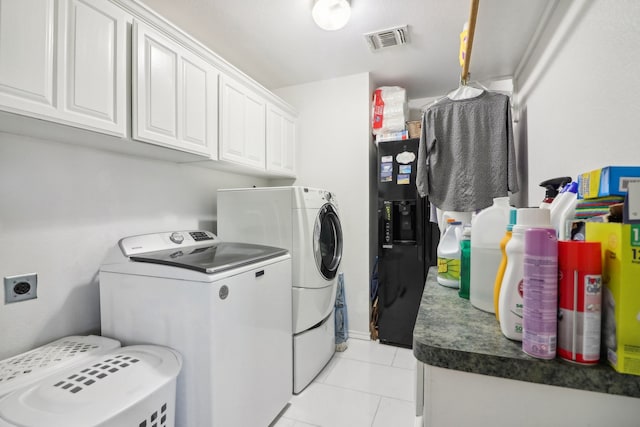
top-left (493, 209), bottom-right (517, 320)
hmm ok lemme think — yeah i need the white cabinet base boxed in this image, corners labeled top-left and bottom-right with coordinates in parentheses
top-left (419, 363), bottom-right (640, 427)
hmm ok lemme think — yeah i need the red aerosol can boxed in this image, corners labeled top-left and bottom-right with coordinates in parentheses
top-left (557, 241), bottom-right (602, 364)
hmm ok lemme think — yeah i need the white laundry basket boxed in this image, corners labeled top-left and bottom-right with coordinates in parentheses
top-left (0, 335), bottom-right (121, 397)
top-left (0, 345), bottom-right (182, 427)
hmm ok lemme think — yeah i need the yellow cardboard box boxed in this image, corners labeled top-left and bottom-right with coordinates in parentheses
top-left (586, 222), bottom-right (640, 375)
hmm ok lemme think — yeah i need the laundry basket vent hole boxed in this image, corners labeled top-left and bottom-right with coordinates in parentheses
top-left (0, 340), bottom-right (99, 384)
top-left (53, 353), bottom-right (138, 394)
top-left (138, 402), bottom-right (168, 427)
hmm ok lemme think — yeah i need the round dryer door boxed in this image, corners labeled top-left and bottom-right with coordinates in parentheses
top-left (313, 203), bottom-right (343, 280)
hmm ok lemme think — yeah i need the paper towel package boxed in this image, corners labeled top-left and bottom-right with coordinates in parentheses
top-left (371, 86), bottom-right (408, 135)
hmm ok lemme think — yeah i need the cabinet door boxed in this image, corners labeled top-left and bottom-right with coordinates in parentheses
top-left (244, 91), bottom-right (266, 167)
top-left (219, 75), bottom-right (266, 170)
top-left (60, 0), bottom-right (127, 136)
top-left (133, 21), bottom-right (178, 146)
top-left (133, 21), bottom-right (216, 157)
top-left (0, 0), bottom-right (56, 116)
top-left (179, 51), bottom-right (219, 159)
top-left (266, 104), bottom-right (296, 176)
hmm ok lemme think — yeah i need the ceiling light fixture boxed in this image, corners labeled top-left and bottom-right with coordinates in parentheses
top-left (312, 0), bottom-right (351, 31)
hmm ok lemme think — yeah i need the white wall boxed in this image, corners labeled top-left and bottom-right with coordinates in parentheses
top-left (0, 133), bottom-right (267, 359)
top-left (516, 0), bottom-right (640, 205)
top-left (274, 73), bottom-right (373, 339)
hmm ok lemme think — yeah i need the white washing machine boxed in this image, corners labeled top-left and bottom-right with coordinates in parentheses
top-left (217, 186), bottom-right (343, 393)
top-left (99, 230), bottom-right (292, 427)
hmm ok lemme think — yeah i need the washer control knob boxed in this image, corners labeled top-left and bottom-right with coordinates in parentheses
top-left (325, 192), bottom-right (332, 201)
top-left (170, 232), bottom-right (184, 244)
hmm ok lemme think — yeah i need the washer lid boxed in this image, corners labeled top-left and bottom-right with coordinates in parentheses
top-left (130, 242), bottom-right (289, 274)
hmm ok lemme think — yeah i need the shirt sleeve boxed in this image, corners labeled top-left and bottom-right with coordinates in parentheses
top-left (416, 112), bottom-right (429, 197)
top-left (505, 98), bottom-right (519, 194)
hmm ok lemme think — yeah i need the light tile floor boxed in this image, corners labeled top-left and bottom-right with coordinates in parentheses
top-left (272, 339), bottom-right (418, 427)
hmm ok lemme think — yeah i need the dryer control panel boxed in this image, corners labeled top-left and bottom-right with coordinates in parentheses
top-left (300, 187), bottom-right (339, 210)
top-left (119, 230), bottom-right (217, 256)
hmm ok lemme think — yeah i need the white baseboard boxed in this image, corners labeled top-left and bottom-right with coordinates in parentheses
top-left (347, 330), bottom-right (372, 341)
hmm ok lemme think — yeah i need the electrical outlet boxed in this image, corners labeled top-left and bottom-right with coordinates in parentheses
top-left (4, 273), bottom-right (38, 304)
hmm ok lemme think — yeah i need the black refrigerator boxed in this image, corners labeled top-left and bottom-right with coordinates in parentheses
top-left (376, 138), bottom-right (438, 348)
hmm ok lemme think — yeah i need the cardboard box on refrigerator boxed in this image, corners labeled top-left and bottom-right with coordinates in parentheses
top-left (586, 222), bottom-right (640, 375)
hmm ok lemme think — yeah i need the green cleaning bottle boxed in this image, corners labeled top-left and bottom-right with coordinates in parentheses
top-left (459, 226), bottom-right (471, 299)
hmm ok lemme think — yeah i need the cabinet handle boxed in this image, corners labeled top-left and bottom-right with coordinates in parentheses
top-left (255, 270), bottom-right (265, 277)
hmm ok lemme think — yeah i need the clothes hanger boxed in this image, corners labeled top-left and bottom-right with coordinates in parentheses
top-left (446, 75), bottom-right (486, 100)
top-left (422, 76), bottom-right (488, 110)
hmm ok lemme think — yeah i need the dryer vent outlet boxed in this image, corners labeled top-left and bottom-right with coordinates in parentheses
top-left (4, 273), bottom-right (38, 304)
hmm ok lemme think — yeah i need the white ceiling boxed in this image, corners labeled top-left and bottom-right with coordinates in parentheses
top-left (139, 0), bottom-right (554, 99)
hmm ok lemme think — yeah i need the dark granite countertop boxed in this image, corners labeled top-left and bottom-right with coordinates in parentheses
top-left (413, 268), bottom-right (640, 398)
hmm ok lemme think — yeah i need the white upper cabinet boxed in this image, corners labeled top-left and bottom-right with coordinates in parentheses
top-left (60, 0), bottom-right (128, 136)
top-left (219, 75), bottom-right (266, 170)
top-left (0, 0), bottom-right (127, 136)
top-left (0, 0), bottom-right (56, 116)
top-left (266, 104), bottom-right (296, 177)
top-left (0, 0), bottom-right (294, 173)
top-left (133, 20), bottom-right (218, 158)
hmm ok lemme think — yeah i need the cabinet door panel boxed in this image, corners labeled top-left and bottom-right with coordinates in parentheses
top-left (220, 78), bottom-right (248, 160)
top-left (63, 0), bottom-right (126, 135)
top-left (244, 93), bottom-right (266, 167)
top-left (220, 75), bottom-right (266, 169)
top-left (0, 0), bottom-right (55, 112)
top-left (282, 114), bottom-right (296, 173)
top-left (180, 53), bottom-right (218, 157)
top-left (133, 22), bottom-right (179, 145)
top-left (147, 39), bottom-right (178, 137)
top-left (182, 59), bottom-right (206, 146)
top-left (266, 105), bottom-right (296, 176)
top-left (267, 110), bottom-right (284, 170)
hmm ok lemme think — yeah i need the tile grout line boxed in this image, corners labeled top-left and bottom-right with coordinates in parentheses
top-left (331, 354), bottom-right (418, 372)
top-left (370, 394), bottom-right (384, 427)
top-left (283, 340), bottom-right (418, 427)
top-left (316, 376), bottom-right (416, 404)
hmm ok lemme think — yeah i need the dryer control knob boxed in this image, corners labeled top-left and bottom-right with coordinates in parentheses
top-left (170, 232), bottom-right (184, 244)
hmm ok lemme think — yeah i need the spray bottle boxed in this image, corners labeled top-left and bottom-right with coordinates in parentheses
top-left (538, 177), bottom-right (572, 208)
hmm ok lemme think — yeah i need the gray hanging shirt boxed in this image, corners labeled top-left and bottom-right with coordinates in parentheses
top-left (416, 91), bottom-right (519, 211)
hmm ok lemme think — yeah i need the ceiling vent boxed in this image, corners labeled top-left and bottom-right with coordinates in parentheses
top-left (364, 25), bottom-right (409, 51)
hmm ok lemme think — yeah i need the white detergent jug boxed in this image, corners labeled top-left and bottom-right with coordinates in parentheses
top-left (437, 221), bottom-right (463, 288)
top-left (469, 197), bottom-right (512, 313)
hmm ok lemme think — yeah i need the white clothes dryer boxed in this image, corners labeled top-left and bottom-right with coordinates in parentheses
top-left (99, 230), bottom-right (292, 427)
top-left (217, 186), bottom-right (343, 393)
